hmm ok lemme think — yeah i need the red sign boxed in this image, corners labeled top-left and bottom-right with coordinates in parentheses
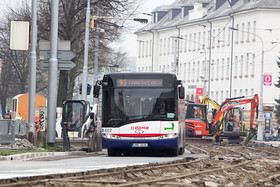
top-left (196, 87), bottom-right (203, 96)
top-left (264, 74), bottom-right (272, 86)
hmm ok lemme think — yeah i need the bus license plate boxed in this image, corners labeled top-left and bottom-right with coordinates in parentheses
top-left (132, 143), bottom-right (148, 147)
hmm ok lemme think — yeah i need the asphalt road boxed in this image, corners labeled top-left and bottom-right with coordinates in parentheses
top-left (0, 149), bottom-right (200, 180)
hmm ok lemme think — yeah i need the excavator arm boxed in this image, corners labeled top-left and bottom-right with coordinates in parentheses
top-left (202, 95), bottom-right (220, 110)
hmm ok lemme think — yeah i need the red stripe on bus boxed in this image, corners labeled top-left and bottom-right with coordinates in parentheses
top-left (113, 134), bottom-right (167, 137)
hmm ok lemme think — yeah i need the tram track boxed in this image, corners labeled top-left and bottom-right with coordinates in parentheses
top-left (1, 143), bottom-right (280, 186)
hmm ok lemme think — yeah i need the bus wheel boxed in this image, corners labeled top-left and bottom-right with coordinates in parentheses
top-left (179, 147), bottom-right (184, 155)
top-left (170, 148), bottom-right (179, 156)
top-left (108, 148), bottom-right (122, 156)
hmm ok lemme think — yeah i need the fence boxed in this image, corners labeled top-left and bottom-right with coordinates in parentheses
top-left (0, 120), bottom-right (27, 144)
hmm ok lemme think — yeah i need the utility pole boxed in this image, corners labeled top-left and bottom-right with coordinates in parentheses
top-left (27, 0), bottom-right (37, 144)
top-left (47, 0), bottom-right (59, 145)
top-left (81, 0), bottom-right (90, 100)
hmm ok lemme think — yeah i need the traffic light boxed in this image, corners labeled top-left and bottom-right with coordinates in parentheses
top-left (133, 18), bottom-right (148, 23)
top-left (90, 17), bottom-right (95, 29)
top-left (79, 83), bottom-right (82, 94)
top-left (79, 83), bottom-right (91, 95)
top-left (87, 84), bottom-right (92, 95)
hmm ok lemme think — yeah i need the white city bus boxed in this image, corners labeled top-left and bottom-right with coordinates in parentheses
top-left (94, 72), bottom-right (185, 156)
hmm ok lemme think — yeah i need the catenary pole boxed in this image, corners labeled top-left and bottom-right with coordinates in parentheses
top-left (81, 0), bottom-right (90, 100)
top-left (27, 0), bottom-right (37, 144)
top-left (47, 0), bottom-right (59, 144)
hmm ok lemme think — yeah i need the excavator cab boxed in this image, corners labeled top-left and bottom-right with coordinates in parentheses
top-left (185, 103), bottom-right (209, 136)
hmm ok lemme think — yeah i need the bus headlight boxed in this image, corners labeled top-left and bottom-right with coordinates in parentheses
top-left (160, 133), bottom-right (178, 139)
top-left (102, 133), bottom-right (120, 139)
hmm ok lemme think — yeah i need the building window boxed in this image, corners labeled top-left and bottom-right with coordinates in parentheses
top-left (150, 40), bottom-right (152, 57)
top-left (240, 89), bottom-right (242, 97)
top-left (188, 62), bottom-right (191, 82)
top-left (221, 58), bottom-right (225, 79)
top-left (198, 32), bottom-right (201, 50)
top-left (171, 38), bottom-right (174, 54)
top-left (163, 38), bottom-right (166, 55)
top-left (217, 29), bottom-right (220, 48)
top-left (192, 61), bottom-right (195, 82)
top-left (138, 42), bottom-right (141, 58)
top-left (168, 38), bottom-right (170, 55)
top-left (246, 53), bottom-right (249, 77)
top-left (222, 28), bottom-right (225, 47)
top-left (252, 21), bottom-right (256, 42)
top-left (180, 35), bottom-right (183, 53)
top-left (234, 89), bottom-right (237, 97)
top-left (240, 55), bottom-right (243, 78)
top-left (251, 54), bottom-right (255, 76)
top-left (142, 41), bottom-right (144, 58)
top-left (197, 61), bottom-right (200, 81)
top-left (203, 31), bottom-right (206, 50)
top-left (227, 27), bottom-right (231, 46)
top-left (235, 24), bottom-right (239, 44)
top-left (234, 56), bottom-right (238, 78)
top-left (216, 59), bottom-right (219, 80)
top-left (193, 33), bottom-right (196, 51)
top-left (189, 34), bottom-right (192, 51)
top-left (160, 39), bottom-right (162, 56)
top-left (146, 41), bottom-right (148, 57)
top-left (212, 29), bottom-right (215, 48)
top-left (184, 63), bottom-right (186, 83)
top-left (184, 34), bottom-right (188, 52)
top-left (241, 23), bottom-right (245, 43)
top-left (247, 22), bottom-right (251, 42)
top-left (226, 58), bottom-right (230, 79)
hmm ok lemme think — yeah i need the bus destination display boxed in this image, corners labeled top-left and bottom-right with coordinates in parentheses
top-left (117, 79), bottom-right (163, 87)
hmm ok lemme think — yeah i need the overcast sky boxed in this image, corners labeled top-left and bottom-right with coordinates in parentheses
top-left (0, 0), bottom-right (176, 57)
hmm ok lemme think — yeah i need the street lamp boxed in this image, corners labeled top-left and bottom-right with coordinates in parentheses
top-left (229, 27), bottom-right (264, 141)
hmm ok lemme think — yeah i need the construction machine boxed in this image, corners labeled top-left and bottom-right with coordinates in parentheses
top-left (58, 100), bottom-right (102, 152)
top-left (185, 95), bottom-right (220, 137)
top-left (209, 94), bottom-right (259, 144)
top-left (185, 94), bottom-right (259, 144)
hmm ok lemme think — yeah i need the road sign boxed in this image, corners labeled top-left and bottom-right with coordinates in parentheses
top-left (39, 60), bottom-right (76, 71)
top-left (257, 112), bottom-right (264, 122)
top-left (264, 73), bottom-right (272, 86)
top-left (39, 50), bottom-right (76, 71)
top-left (39, 50), bottom-right (76, 61)
top-left (39, 40), bottom-right (71, 51)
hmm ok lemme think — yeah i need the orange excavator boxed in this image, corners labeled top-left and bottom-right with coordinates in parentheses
top-left (209, 94), bottom-right (259, 144)
top-left (185, 94), bottom-right (259, 145)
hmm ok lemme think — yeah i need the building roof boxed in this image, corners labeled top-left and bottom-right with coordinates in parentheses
top-left (136, 0), bottom-right (280, 34)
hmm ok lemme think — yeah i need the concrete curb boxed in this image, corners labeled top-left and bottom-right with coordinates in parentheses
top-left (0, 151), bottom-right (86, 161)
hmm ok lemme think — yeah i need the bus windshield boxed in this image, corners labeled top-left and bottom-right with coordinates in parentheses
top-left (102, 88), bottom-right (177, 127)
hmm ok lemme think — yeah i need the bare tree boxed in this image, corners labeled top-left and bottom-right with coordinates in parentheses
top-left (37, 0), bottom-right (139, 107)
top-left (0, 1), bottom-right (48, 114)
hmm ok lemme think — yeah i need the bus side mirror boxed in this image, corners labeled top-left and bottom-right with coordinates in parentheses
top-left (179, 86), bottom-right (185, 99)
top-left (93, 85), bottom-right (100, 98)
top-left (90, 112), bottom-right (94, 119)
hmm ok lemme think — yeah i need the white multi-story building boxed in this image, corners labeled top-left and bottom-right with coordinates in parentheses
top-left (136, 0), bottom-right (280, 112)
